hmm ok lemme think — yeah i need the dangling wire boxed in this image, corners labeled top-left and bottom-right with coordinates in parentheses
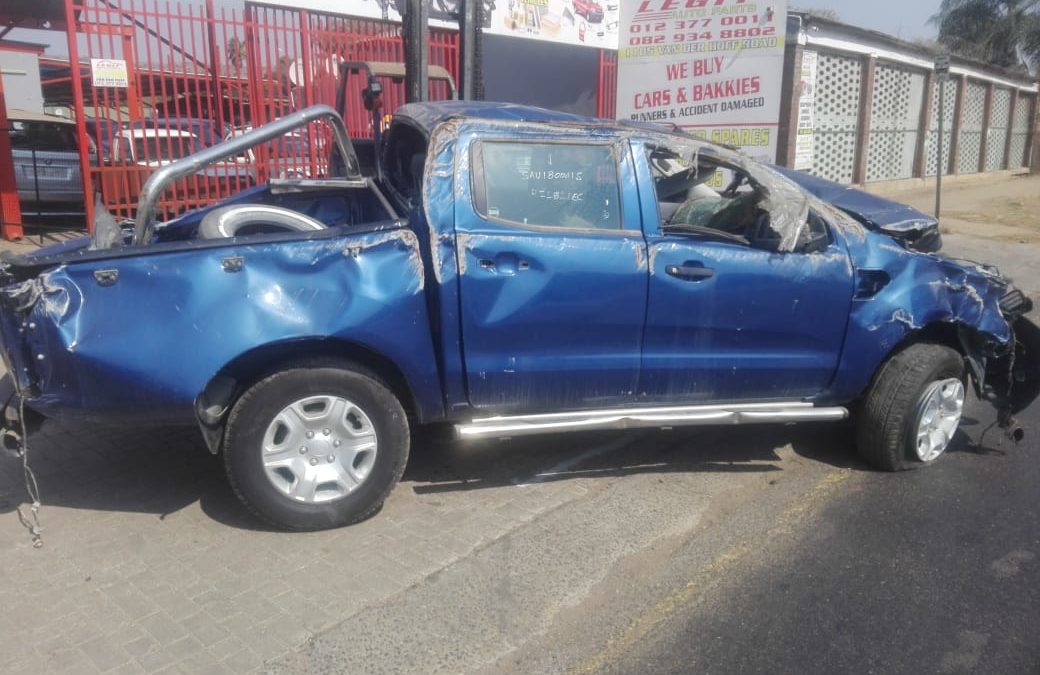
top-left (14, 398), bottom-right (42, 549)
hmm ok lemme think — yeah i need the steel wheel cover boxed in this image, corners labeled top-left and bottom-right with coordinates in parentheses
top-left (913, 378), bottom-right (964, 462)
top-left (260, 395), bottom-right (378, 503)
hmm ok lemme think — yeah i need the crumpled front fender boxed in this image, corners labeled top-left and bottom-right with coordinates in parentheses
top-left (826, 226), bottom-right (1016, 405)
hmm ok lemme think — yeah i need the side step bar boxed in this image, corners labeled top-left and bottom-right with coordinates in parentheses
top-left (456, 402), bottom-right (848, 439)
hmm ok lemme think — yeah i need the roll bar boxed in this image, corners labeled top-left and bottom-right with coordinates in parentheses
top-left (133, 105), bottom-right (360, 246)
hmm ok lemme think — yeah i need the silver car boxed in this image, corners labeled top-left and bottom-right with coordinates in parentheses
top-left (7, 109), bottom-right (92, 217)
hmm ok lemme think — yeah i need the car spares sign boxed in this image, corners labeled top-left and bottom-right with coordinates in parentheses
top-left (616, 0), bottom-right (788, 164)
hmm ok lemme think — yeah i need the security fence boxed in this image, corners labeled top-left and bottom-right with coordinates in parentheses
top-left (60, 0), bottom-right (461, 222)
top-left (782, 15), bottom-right (1038, 185)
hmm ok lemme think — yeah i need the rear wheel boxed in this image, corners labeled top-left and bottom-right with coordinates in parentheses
top-left (223, 364), bottom-right (409, 530)
top-left (856, 343), bottom-right (965, 472)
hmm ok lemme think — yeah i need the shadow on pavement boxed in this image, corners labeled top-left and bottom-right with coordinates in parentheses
top-left (0, 420), bottom-right (271, 530)
top-left (407, 422), bottom-right (862, 494)
top-left (8, 412), bottom-right (1002, 530)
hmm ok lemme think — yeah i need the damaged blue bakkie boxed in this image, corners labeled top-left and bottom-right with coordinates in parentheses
top-left (1, 102), bottom-right (1038, 530)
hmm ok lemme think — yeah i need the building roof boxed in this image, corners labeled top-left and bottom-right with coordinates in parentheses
top-left (791, 11), bottom-right (1039, 89)
top-left (0, 39), bottom-right (49, 55)
top-left (5, 108), bottom-right (75, 124)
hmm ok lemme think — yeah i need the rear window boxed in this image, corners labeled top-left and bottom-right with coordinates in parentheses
top-left (472, 141), bottom-right (621, 231)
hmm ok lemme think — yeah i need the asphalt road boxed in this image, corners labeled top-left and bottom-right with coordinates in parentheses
top-left (567, 233), bottom-right (1040, 675)
top-left (597, 396), bottom-right (1040, 675)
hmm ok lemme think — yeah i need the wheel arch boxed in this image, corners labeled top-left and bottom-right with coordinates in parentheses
top-left (859, 319), bottom-right (992, 403)
top-left (195, 337), bottom-right (422, 454)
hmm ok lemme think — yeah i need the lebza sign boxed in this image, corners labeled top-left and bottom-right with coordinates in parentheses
top-left (616, 0), bottom-right (788, 164)
top-left (90, 59), bottom-right (129, 88)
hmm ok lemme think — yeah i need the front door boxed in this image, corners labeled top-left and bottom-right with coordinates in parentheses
top-left (634, 140), bottom-right (855, 402)
top-left (454, 131), bottom-right (648, 412)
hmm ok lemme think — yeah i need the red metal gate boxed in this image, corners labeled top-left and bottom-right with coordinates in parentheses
top-left (63, 0), bottom-right (460, 222)
top-left (597, 49), bottom-right (617, 119)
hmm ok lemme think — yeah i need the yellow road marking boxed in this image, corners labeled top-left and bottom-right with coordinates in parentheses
top-left (570, 468), bottom-right (854, 675)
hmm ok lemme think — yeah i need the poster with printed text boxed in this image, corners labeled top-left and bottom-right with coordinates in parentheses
top-left (483, 0), bottom-right (621, 49)
top-left (615, 0), bottom-right (788, 164)
top-left (262, 0), bottom-right (620, 49)
top-left (90, 59), bottom-right (129, 88)
top-left (794, 49), bottom-right (818, 170)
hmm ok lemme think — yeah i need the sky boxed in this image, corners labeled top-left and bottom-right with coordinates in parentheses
top-left (795, 0), bottom-right (939, 41)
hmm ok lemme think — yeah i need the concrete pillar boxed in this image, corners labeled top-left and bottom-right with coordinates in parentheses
top-left (978, 81), bottom-right (993, 173)
top-left (948, 75), bottom-right (967, 175)
top-left (852, 55), bottom-right (876, 185)
top-left (776, 39), bottom-right (803, 167)
top-left (913, 70), bottom-right (935, 178)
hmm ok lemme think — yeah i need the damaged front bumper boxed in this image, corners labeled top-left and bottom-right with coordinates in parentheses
top-left (986, 289), bottom-right (1040, 433)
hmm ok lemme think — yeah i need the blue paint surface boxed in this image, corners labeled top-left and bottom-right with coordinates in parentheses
top-left (0, 103), bottom-right (1027, 432)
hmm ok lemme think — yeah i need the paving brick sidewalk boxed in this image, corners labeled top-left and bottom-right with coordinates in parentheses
top-left (0, 414), bottom-right (599, 673)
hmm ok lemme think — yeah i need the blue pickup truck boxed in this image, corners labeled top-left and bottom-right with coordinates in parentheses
top-left (1, 103), bottom-right (1037, 530)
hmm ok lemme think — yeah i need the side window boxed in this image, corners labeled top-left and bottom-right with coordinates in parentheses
top-left (31, 123), bottom-right (78, 152)
top-left (7, 121), bottom-right (30, 150)
top-left (647, 145), bottom-right (789, 249)
top-left (473, 141), bottom-right (621, 231)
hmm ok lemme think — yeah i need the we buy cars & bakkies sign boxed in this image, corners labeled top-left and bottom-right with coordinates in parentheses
top-left (616, 0), bottom-right (788, 165)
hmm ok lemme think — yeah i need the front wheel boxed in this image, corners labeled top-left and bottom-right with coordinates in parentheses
top-left (856, 343), bottom-right (965, 471)
top-left (223, 364), bottom-right (409, 530)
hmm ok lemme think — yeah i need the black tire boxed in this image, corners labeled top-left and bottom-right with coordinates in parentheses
top-left (855, 342), bottom-right (964, 472)
top-left (223, 363), bottom-right (409, 531)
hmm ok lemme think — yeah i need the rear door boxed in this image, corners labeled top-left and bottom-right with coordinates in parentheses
top-left (453, 125), bottom-right (648, 412)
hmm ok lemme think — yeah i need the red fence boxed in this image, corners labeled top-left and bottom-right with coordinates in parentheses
top-left (597, 50), bottom-right (617, 119)
top-left (64, 0), bottom-right (460, 222)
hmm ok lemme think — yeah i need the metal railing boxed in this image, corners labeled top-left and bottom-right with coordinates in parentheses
top-left (133, 104), bottom-right (356, 244)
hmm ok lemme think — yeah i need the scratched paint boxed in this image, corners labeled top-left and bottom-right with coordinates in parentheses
top-left (0, 101), bottom-right (1035, 440)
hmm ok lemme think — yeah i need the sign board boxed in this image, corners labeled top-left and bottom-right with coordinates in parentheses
top-left (934, 55), bottom-right (950, 80)
top-left (485, 0), bottom-right (620, 49)
top-left (90, 58), bottom-right (129, 88)
top-left (615, 0), bottom-right (788, 164)
top-left (794, 49), bottom-right (817, 170)
top-left (256, 0), bottom-right (620, 49)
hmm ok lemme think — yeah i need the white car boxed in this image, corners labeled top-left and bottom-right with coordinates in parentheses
top-left (113, 128), bottom-right (203, 167)
top-left (223, 126), bottom-right (323, 178)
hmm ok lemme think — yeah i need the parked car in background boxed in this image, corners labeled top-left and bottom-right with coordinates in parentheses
top-left (109, 128), bottom-right (255, 207)
top-left (114, 128), bottom-right (204, 166)
top-left (6, 109), bottom-right (93, 217)
top-left (0, 103), bottom-right (1036, 532)
top-left (223, 126), bottom-right (324, 178)
top-left (85, 117), bottom-right (123, 164)
top-left (130, 117), bottom-right (229, 148)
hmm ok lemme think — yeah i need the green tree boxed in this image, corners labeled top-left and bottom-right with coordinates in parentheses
top-left (932, 0), bottom-right (1040, 69)
top-left (793, 7), bottom-right (842, 22)
top-left (226, 36), bottom-right (248, 76)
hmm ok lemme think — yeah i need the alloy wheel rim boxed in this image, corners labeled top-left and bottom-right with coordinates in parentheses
top-left (260, 395), bottom-right (378, 504)
top-left (913, 378), bottom-right (964, 462)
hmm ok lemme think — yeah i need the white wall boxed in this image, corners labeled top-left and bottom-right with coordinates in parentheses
top-left (1, 51), bottom-right (44, 115)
